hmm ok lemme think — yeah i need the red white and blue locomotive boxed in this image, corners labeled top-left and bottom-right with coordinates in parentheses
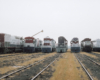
top-left (23, 37), bottom-right (42, 53)
top-left (70, 37), bottom-right (80, 53)
top-left (23, 30), bottom-right (43, 53)
top-left (41, 37), bottom-right (56, 53)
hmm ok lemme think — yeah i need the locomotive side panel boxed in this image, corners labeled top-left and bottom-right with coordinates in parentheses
top-left (0, 33), bottom-right (23, 53)
top-left (35, 39), bottom-right (42, 52)
top-left (92, 39), bottom-right (100, 52)
top-left (51, 39), bottom-right (56, 52)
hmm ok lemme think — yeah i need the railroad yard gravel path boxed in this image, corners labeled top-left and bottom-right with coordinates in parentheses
top-left (1, 51), bottom-right (100, 80)
top-left (4, 53), bottom-right (61, 80)
top-left (49, 52), bottom-right (89, 80)
top-left (75, 53), bottom-right (100, 80)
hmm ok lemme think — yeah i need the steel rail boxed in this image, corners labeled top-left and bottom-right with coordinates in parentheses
top-left (86, 57), bottom-right (100, 67)
top-left (31, 53), bottom-right (63, 80)
top-left (0, 54), bottom-right (55, 80)
top-left (82, 54), bottom-right (100, 67)
top-left (74, 53), bottom-right (94, 80)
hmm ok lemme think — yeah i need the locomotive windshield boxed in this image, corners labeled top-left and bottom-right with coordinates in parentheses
top-left (72, 38), bottom-right (78, 42)
top-left (58, 37), bottom-right (64, 43)
top-left (85, 41), bottom-right (91, 45)
top-left (58, 37), bottom-right (66, 47)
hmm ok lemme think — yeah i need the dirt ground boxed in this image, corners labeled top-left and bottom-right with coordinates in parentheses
top-left (50, 52), bottom-right (89, 80)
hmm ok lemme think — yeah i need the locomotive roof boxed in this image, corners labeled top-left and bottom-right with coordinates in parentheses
top-left (44, 38), bottom-right (52, 40)
top-left (25, 37), bottom-right (34, 39)
top-left (82, 38), bottom-right (91, 42)
top-left (0, 33), bottom-right (5, 35)
top-left (58, 36), bottom-right (67, 41)
top-left (92, 39), bottom-right (100, 42)
top-left (71, 37), bottom-right (79, 42)
top-left (0, 33), bottom-right (23, 40)
top-left (44, 36), bottom-right (55, 41)
top-left (0, 33), bottom-right (11, 36)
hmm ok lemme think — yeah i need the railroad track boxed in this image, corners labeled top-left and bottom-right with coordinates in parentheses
top-left (0, 59), bottom-right (44, 80)
top-left (82, 54), bottom-right (100, 67)
top-left (88, 58), bottom-right (100, 66)
top-left (84, 52), bottom-right (100, 67)
top-left (31, 53), bottom-right (63, 80)
top-left (0, 53), bottom-right (51, 68)
top-left (0, 53), bottom-right (60, 80)
top-left (74, 53), bottom-right (94, 80)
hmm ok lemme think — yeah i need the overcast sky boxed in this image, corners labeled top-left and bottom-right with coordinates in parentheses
top-left (0, 0), bottom-right (100, 45)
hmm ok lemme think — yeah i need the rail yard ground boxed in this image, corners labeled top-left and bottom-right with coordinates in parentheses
top-left (0, 52), bottom-right (56, 75)
top-left (0, 51), bottom-right (100, 80)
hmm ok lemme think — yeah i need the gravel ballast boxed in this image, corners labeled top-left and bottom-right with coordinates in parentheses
top-left (0, 53), bottom-right (47, 67)
top-left (4, 53), bottom-right (61, 80)
top-left (76, 53), bottom-right (100, 80)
